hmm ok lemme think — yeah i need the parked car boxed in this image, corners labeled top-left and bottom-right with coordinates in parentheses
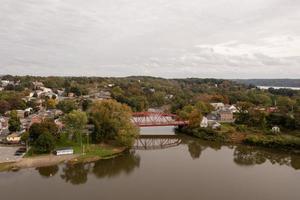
top-left (14, 147), bottom-right (26, 156)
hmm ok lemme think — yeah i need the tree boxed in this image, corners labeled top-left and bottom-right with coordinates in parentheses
top-left (82, 99), bottom-right (92, 111)
top-left (46, 98), bottom-right (56, 109)
top-left (29, 123), bottom-right (46, 142)
top-left (57, 100), bottom-right (78, 113)
top-left (277, 96), bottom-right (296, 113)
top-left (0, 100), bottom-right (10, 114)
top-left (64, 110), bottom-right (88, 145)
top-left (34, 132), bottom-right (55, 153)
top-left (8, 110), bottom-right (21, 132)
top-left (21, 131), bottom-right (30, 150)
top-left (195, 101), bottom-right (214, 115)
top-left (29, 120), bottom-right (59, 143)
top-left (188, 109), bottom-right (203, 128)
top-left (89, 100), bottom-right (139, 147)
top-left (178, 104), bottom-right (203, 128)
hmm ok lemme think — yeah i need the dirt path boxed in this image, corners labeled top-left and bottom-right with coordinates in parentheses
top-left (14, 154), bottom-right (78, 169)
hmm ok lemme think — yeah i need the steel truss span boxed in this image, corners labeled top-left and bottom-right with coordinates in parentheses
top-left (132, 112), bottom-right (188, 127)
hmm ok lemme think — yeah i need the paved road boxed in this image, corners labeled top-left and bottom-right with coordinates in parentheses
top-left (0, 146), bottom-right (22, 163)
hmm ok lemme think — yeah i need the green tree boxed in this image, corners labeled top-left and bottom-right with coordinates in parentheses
top-left (34, 132), bottom-right (55, 153)
top-left (8, 110), bottom-right (21, 132)
top-left (195, 101), bottom-right (214, 115)
top-left (64, 110), bottom-right (88, 146)
top-left (82, 99), bottom-right (92, 111)
top-left (57, 100), bottom-right (78, 113)
top-left (89, 100), bottom-right (139, 147)
top-left (29, 120), bottom-right (59, 143)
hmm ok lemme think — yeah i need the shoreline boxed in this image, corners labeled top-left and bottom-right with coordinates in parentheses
top-left (0, 145), bottom-right (126, 172)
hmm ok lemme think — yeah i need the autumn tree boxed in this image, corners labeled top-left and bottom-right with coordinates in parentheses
top-left (89, 100), bottom-right (139, 147)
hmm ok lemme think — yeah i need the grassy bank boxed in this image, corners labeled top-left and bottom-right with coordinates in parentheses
top-left (69, 144), bottom-right (126, 164)
top-left (178, 124), bottom-right (300, 152)
top-left (0, 143), bottom-right (126, 172)
top-left (244, 134), bottom-right (300, 150)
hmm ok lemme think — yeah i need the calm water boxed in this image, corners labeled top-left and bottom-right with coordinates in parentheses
top-left (0, 127), bottom-right (300, 200)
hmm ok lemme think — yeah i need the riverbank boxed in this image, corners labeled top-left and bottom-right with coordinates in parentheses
top-left (0, 144), bottom-right (126, 172)
top-left (177, 125), bottom-right (300, 152)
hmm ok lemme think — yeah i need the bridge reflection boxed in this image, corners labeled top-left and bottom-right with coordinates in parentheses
top-left (134, 135), bottom-right (182, 150)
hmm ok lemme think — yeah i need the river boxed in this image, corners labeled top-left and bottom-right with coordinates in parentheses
top-left (0, 127), bottom-right (299, 200)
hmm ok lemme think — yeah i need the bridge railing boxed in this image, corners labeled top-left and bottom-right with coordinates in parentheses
top-left (132, 112), bottom-right (188, 127)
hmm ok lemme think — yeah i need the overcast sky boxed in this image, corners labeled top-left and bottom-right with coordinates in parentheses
top-left (0, 0), bottom-right (299, 78)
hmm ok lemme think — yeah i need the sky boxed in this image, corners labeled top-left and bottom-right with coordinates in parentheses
top-left (0, 0), bottom-right (300, 78)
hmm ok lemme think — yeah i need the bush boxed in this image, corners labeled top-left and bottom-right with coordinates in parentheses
top-left (236, 125), bottom-right (247, 132)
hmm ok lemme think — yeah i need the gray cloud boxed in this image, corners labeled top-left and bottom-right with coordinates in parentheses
top-left (0, 0), bottom-right (299, 78)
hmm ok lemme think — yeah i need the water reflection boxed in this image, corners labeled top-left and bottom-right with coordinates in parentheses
top-left (33, 135), bottom-right (300, 186)
top-left (35, 152), bottom-right (141, 185)
top-left (181, 136), bottom-right (223, 159)
top-left (233, 145), bottom-right (300, 169)
top-left (36, 165), bottom-right (59, 178)
top-left (93, 152), bottom-right (140, 178)
top-left (61, 163), bottom-right (90, 185)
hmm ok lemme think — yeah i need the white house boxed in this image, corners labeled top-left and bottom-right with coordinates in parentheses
top-left (210, 103), bottom-right (225, 110)
top-left (228, 105), bottom-right (239, 113)
top-left (272, 126), bottom-right (281, 134)
top-left (200, 116), bottom-right (209, 128)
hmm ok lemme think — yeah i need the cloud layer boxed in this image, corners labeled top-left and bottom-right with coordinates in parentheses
top-left (0, 0), bottom-right (299, 78)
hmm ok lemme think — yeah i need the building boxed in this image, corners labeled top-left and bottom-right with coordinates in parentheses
top-left (200, 116), bottom-right (209, 128)
top-left (32, 81), bottom-right (44, 89)
top-left (200, 116), bottom-right (221, 129)
top-left (219, 110), bottom-right (234, 122)
top-left (6, 132), bottom-right (22, 143)
top-left (226, 105), bottom-right (239, 113)
top-left (54, 148), bottom-right (74, 156)
top-left (272, 126), bottom-right (280, 134)
top-left (0, 117), bottom-right (9, 135)
top-left (210, 103), bottom-right (225, 110)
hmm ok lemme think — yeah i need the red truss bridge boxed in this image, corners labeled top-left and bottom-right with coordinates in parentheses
top-left (132, 112), bottom-right (189, 127)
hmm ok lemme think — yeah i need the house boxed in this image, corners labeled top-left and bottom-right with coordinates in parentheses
top-left (272, 126), bottom-right (280, 134)
top-left (200, 116), bottom-right (209, 128)
top-left (68, 92), bottom-right (75, 97)
top-left (0, 117), bottom-right (9, 135)
top-left (6, 132), bottom-right (22, 143)
top-left (32, 81), bottom-right (44, 89)
top-left (226, 105), bottom-right (239, 113)
top-left (149, 88), bottom-right (156, 93)
top-left (1, 80), bottom-right (10, 87)
top-left (200, 116), bottom-right (221, 129)
top-left (219, 110), bottom-right (234, 122)
top-left (206, 112), bottom-right (219, 121)
top-left (211, 121), bottom-right (221, 130)
top-left (90, 91), bottom-right (112, 100)
top-left (54, 119), bottom-right (64, 130)
top-left (267, 107), bottom-right (278, 113)
top-left (210, 103), bottom-right (225, 110)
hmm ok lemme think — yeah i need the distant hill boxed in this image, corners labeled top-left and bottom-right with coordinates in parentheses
top-left (233, 79), bottom-right (300, 87)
